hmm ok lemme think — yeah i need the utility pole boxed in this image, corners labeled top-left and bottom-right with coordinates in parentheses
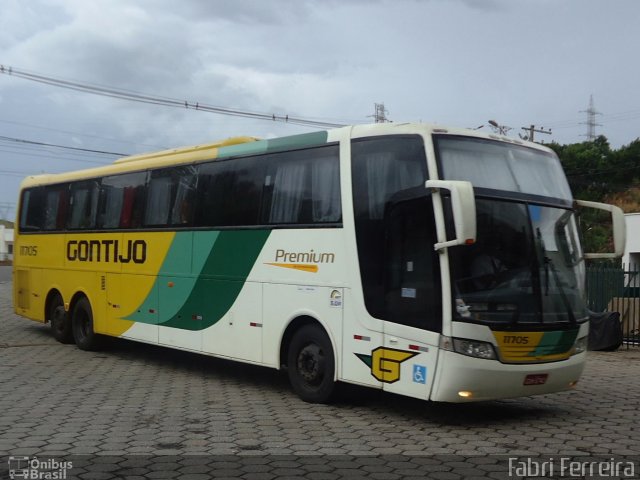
top-left (520, 125), bottom-right (552, 143)
top-left (581, 94), bottom-right (602, 141)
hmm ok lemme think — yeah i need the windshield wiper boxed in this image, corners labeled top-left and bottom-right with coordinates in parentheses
top-left (543, 256), bottom-right (550, 296)
top-left (536, 228), bottom-right (550, 297)
top-left (546, 257), bottom-right (577, 324)
top-left (536, 226), bottom-right (576, 323)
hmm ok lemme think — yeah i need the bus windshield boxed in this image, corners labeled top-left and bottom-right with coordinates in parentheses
top-left (436, 136), bottom-right (573, 200)
top-left (436, 136), bottom-right (588, 325)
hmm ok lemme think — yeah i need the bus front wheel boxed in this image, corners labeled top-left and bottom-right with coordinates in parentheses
top-left (71, 297), bottom-right (100, 351)
top-left (287, 324), bottom-right (336, 403)
top-left (49, 293), bottom-right (73, 344)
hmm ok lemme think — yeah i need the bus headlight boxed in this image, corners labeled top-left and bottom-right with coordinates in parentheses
top-left (572, 336), bottom-right (588, 355)
top-left (441, 336), bottom-right (497, 360)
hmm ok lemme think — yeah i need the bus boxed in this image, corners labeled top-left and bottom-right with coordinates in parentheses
top-left (13, 123), bottom-right (625, 403)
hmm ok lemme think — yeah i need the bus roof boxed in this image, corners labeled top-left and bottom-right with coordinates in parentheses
top-left (18, 123), bottom-right (553, 189)
top-left (19, 135), bottom-right (260, 189)
top-left (113, 136), bottom-right (259, 164)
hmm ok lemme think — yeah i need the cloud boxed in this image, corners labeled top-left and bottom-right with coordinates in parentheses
top-left (454, 0), bottom-right (505, 11)
top-left (138, 0), bottom-right (312, 25)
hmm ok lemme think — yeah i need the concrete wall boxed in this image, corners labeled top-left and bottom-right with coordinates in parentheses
top-left (0, 225), bottom-right (13, 261)
top-left (622, 214), bottom-right (640, 288)
top-left (623, 214), bottom-right (640, 267)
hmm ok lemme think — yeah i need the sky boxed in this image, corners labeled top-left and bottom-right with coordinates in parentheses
top-left (1, 0), bottom-right (639, 221)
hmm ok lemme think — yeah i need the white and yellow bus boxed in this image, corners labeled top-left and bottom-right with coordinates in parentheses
top-left (13, 123), bottom-right (625, 403)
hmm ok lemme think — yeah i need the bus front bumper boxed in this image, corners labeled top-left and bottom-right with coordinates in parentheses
top-left (429, 349), bottom-right (587, 402)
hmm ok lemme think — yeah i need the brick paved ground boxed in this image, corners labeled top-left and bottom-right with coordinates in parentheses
top-left (1, 279), bottom-right (639, 479)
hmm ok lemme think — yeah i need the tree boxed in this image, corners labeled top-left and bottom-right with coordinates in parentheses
top-left (550, 136), bottom-right (640, 255)
top-left (549, 136), bottom-right (615, 201)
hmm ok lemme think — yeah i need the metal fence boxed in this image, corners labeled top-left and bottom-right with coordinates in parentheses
top-left (586, 264), bottom-right (640, 348)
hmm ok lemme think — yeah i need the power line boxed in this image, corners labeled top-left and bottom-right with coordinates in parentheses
top-left (0, 118), bottom-right (167, 150)
top-left (0, 65), bottom-right (346, 129)
top-left (0, 135), bottom-right (127, 156)
top-left (0, 147), bottom-right (108, 165)
top-left (0, 169), bottom-right (63, 177)
top-left (540, 106), bottom-right (640, 131)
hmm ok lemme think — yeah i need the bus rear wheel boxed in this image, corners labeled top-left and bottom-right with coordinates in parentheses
top-left (287, 324), bottom-right (336, 403)
top-left (49, 293), bottom-right (73, 344)
top-left (71, 297), bottom-right (100, 351)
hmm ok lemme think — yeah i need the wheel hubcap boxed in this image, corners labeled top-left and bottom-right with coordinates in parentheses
top-left (297, 344), bottom-right (325, 385)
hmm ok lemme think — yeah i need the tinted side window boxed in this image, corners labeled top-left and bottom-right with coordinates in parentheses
top-left (145, 166), bottom-right (197, 227)
top-left (68, 180), bottom-right (100, 230)
top-left (98, 172), bottom-right (147, 229)
top-left (352, 136), bottom-right (441, 330)
top-left (19, 188), bottom-right (46, 232)
top-left (195, 157), bottom-right (266, 227)
top-left (265, 145), bottom-right (341, 225)
top-left (384, 195), bottom-right (442, 330)
top-left (43, 185), bottom-right (69, 231)
top-left (352, 137), bottom-right (427, 221)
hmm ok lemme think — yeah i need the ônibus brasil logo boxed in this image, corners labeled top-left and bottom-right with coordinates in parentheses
top-left (8, 456), bottom-right (73, 479)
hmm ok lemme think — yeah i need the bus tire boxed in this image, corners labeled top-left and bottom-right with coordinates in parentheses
top-left (71, 297), bottom-right (100, 351)
top-left (287, 324), bottom-right (336, 403)
top-left (49, 293), bottom-right (73, 344)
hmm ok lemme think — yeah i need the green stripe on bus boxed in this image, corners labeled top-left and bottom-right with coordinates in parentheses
top-left (125, 230), bottom-right (270, 331)
top-left (265, 131), bottom-right (328, 153)
top-left (217, 141), bottom-right (268, 159)
top-left (159, 230), bottom-right (270, 330)
top-left (529, 329), bottom-right (578, 357)
top-left (216, 131), bottom-right (328, 160)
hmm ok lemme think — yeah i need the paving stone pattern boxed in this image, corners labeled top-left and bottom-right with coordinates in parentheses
top-left (0, 280), bottom-right (639, 479)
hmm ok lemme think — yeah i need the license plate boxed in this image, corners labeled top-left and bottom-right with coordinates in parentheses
top-left (523, 374), bottom-right (548, 386)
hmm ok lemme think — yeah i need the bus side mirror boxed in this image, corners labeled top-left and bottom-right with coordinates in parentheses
top-left (426, 180), bottom-right (476, 251)
top-left (575, 199), bottom-right (626, 259)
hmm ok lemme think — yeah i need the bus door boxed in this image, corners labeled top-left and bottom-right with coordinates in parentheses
top-left (380, 193), bottom-right (442, 400)
top-left (350, 135), bottom-right (442, 399)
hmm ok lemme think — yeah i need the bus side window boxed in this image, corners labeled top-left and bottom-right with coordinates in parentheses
top-left (195, 157), bottom-right (266, 227)
top-left (265, 145), bottom-right (341, 225)
top-left (19, 188), bottom-right (46, 232)
top-left (120, 187), bottom-right (135, 228)
top-left (352, 136), bottom-right (441, 330)
top-left (384, 194), bottom-right (442, 331)
top-left (68, 181), bottom-right (100, 230)
top-left (43, 185), bottom-right (69, 231)
top-left (169, 166), bottom-right (197, 226)
top-left (99, 172), bottom-right (147, 229)
top-left (145, 175), bottom-right (173, 226)
top-left (145, 165), bottom-right (197, 227)
top-left (55, 188), bottom-right (69, 230)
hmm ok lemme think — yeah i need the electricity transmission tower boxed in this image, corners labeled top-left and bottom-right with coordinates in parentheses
top-left (581, 95), bottom-right (602, 141)
top-left (372, 103), bottom-right (390, 123)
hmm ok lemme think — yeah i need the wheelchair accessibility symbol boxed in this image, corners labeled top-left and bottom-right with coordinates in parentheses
top-left (413, 364), bottom-right (427, 384)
